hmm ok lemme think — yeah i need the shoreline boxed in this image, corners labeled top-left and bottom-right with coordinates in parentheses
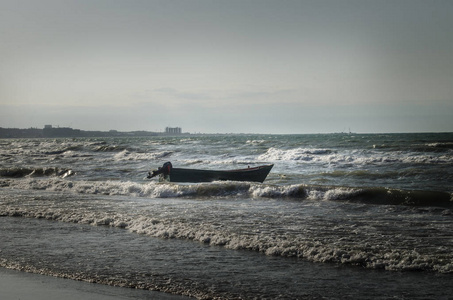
top-left (0, 267), bottom-right (191, 300)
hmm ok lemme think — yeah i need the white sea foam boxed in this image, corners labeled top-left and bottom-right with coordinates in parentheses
top-left (2, 133), bottom-right (453, 283)
top-left (2, 178), bottom-right (452, 209)
top-left (258, 147), bottom-right (333, 162)
top-left (306, 187), bottom-right (360, 201)
top-left (250, 184), bottom-right (303, 198)
top-left (2, 198), bottom-right (452, 274)
top-left (113, 150), bottom-right (173, 161)
top-left (246, 139), bottom-right (267, 145)
top-left (258, 146), bottom-right (453, 167)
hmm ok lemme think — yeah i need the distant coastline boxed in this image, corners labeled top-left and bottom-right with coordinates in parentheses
top-left (0, 126), bottom-right (188, 138)
top-left (1, 126), bottom-right (451, 138)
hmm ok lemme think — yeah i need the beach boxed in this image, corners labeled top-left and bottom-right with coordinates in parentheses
top-left (0, 267), bottom-right (190, 300)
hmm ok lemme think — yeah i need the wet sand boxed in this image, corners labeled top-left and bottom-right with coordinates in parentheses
top-left (0, 267), bottom-right (191, 300)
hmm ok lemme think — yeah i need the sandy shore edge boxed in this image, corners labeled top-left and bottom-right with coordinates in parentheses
top-left (0, 267), bottom-right (191, 300)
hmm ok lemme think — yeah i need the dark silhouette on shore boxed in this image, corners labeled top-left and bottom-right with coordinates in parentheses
top-left (0, 125), bottom-right (186, 138)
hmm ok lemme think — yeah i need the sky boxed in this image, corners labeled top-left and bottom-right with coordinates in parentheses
top-left (1, 0), bottom-right (452, 134)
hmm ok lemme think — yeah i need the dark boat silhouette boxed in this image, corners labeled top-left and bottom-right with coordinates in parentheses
top-left (148, 162), bottom-right (273, 183)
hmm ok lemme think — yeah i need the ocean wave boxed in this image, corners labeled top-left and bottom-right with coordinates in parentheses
top-left (93, 145), bottom-right (128, 152)
top-left (258, 147), bottom-right (335, 161)
top-left (246, 139), bottom-right (268, 145)
top-left (258, 147), bottom-right (453, 165)
top-left (2, 177), bottom-right (451, 208)
top-left (372, 141), bottom-right (453, 152)
top-left (1, 201), bottom-right (452, 274)
top-left (0, 167), bottom-right (74, 178)
top-left (426, 142), bottom-right (453, 149)
top-left (42, 145), bottom-right (85, 155)
top-left (113, 150), bottom-right (173, 161)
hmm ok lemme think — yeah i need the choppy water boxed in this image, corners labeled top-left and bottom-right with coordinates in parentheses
top-left (1, 133), bottom-right (452, 299)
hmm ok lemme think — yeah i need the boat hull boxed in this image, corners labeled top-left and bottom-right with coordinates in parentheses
top-left (168, 165), bottom-right (273, 183)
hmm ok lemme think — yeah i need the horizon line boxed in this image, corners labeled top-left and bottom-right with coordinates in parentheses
top-left (1, 126), bottom-right (452, 136)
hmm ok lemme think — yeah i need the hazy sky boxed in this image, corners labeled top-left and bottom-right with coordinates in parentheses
top-left (1, 0), bottom-right (452, 133)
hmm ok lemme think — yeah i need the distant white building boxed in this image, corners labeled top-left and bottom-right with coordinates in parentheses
top-left (165, 127), bottom-right (182, 134)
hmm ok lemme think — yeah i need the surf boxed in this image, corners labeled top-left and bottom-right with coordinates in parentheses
top-left (2, 175), bottom-right (451, 208)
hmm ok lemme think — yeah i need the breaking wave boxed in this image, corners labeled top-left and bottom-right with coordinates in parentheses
top-left (258, 147), bottom-right (335, 161)
top-left (1, 177), bottom-right (451, 208)
top-left (113, 150), bottom-right (173, 161)
top-left (1, 190), bottom-right (452, 274)
top-left (0, 167), bottom-right (75, 178)
top-left (258, 147), bottom-right (453, 165)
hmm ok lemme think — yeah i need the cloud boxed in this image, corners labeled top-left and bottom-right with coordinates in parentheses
top-left (151, 87), bottom-right (296, 104)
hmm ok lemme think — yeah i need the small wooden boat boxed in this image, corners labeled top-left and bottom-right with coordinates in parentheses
top-left (147, 162), bottom-right (273, 183)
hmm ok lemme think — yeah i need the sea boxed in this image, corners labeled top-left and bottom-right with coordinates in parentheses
top-left (1, 133), bottom-right (452, 299)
